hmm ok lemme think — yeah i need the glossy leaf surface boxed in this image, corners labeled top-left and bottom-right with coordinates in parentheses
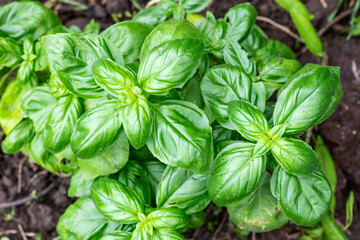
top-left (1, 118), bottom-right (34, 154)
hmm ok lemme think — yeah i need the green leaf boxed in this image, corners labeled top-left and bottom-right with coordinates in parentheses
top-left (133, 1), bottom-right (178, 26)
top-left (34, 41), bottom-right (49, 72)
top-left (1, 118), bottom-right (34, 154)
top-left (200, 65), bottom-right (264, 129)
top-left (142, 160), bottom-right (166, 198)
top-left (147, 100), bottom-right (213, 174)
top-left (179, 0), bottom-right (211, 13)
top-left (178, 75), bottom-right (204, 108)
top-left (138, 38), bottom-right (204, 95)
top-left (78, 130), bottom-right (129, 180)
top-left (101, 21), bottom-right (153, 63)
top-left (0, 1), bottom-right (61, 42)
top-left (224, 40), bottom-right (256, 75)
top-left (28, 135), bottom-right (59, 173)
top-left (321, 213), bottom-right (348, 240)
top-left (208, 142), bottom-right (267, 206)
top-left (187, 11), bottom-right (217, 37)
top-left (228, 172), bottom-right (288, 232)
top-left (83, 19), bottom-right (100, 34)
top-left (91, 178), bottom-right (145, 223)
top-left (156, 166), bottom-right (211, 214)
top-left (121, 95), bottom-right (152, 149)
top-left (57, 197), bottom-right (122, 240)
top-left (152, 229), bottom-right (185, 240)
top-left (49, 74), bottom-right (70, 98)
top-left (224, 3), bottom-right (257, 41)
top-left (44, 95), bottom-right (83, 153)
top-left (273, 167), bottom-right (332, 226)
top-left (271, 137), bottom-right (320, 175)
top-left (100, 232), bottom-right (132, 240)
top-left (68, 169), bottom-right (95, 198)
top-left (92, 58), bottom-right (136, 98)
top-left (147, 208), bottom-right (188, 229)
top-left (228, 100), bottom-right (269, 142)
top-left (273, 64), bottom-right (341, 135)
top-left (71, 100), bottom-right (122, 159)
top-left (140, 19), bottom-right (201, 59)
top-left (240, 25), bottom-right (268, 57)
top-left (255, 40), bottom-right (296, 68)
top-left (0, 79), bottom-right (33, 134)
top-left (21, 86), bottom-right (57, 134)
top-left (0, 37), bottom-right (22, 70)
top-left (345, 191), bottom-right (355, 230)
top-left (42, 33), bottom-right (124, 98)
top-left (275, 0), bottom-right (323, 56)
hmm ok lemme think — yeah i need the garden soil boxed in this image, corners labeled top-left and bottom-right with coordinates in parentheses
top-left (0, 0), bottom-right (359, 239)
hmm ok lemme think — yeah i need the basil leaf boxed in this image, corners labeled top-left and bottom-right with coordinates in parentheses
top-left (29, 135), bottom-right (59, 173)
top-left (138, 38), bottom-right (204, 95)
top-left (34, 41), bottom-right (49, 72)
top-left (0, 79), bottom-right (32, 134)
top-left (140, 19), bottom-right (201, 59)
top-left (179, 75), bottom-right (204, 108)
top-left (157, 166), bottom-right (211, 214)
top-left (44, 95), bottom-right (83, 153)
top-left (68, 169), bottom-right (95, 198)
top-left (91, 178), bottom-right (145, 223)
top-left (228, 172), bottom-right (288, 232)
top-left (224, 3), bottom-right (257, 42)
top-left (142, 160), bottom-right (166, 197)
top-left (271, 137), bottom-right (320, 175)
top-left (188, 211), bottom-right (206, 229)
top-left (208, 142), bottom-right (267, 206)
top-left (101, 21), bottom-right (152, 63)
top-left (0, 37), bottom-right (22, 70)
top-left (255, 40), bottom-right (296, 68)
top-left (92, 58), bottom-right (136, 98)
top-left (100, 232), bottom-right (132, 240)
top-left (240, 25), bottom-right (268, 58)
top-left (78, 130), bottom-right (129, 180)
top-left (49, 74), bottom-right (70, 98)
top-left (273, 64), bottom-right (341, 135)
top-left (152, 229), bottom-right (185, 240)
top-left (71, 100), bottom-right (122, 159)
top-left (0, 1), bottom-right (61, 42)
top-left (147, 208), bottom-right (188, 229)
top-left (133, 1), bottom-right (178, 26)
top-left (275, 167), bottom-right (332, 226)
top-left (121, 95), bottom-right (152, 149)
top-left (1, 118), bottom-right (34, 154)
top-left (147, 100), bottom-right (213, 174)
top-left (201, 65), bottom-right (263, 129)
top-left (57, 197), bottom-right (122, 240)
top-left (224, 40), bottom-right (256, 75)
top-left (83, 19), bottom-right (100, 34)
top-left (228, 100), bottom-right (269, 142)
top-left (188, 11), bottom-right (217, 37)
top-left (42, 33), bottom-right (124, 98)
top-left (21, 86), bottom-right (57, 134)
top-left (179, 0), bottom-right (211, 13)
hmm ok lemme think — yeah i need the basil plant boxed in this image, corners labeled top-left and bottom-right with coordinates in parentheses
top-left (0, 1), bottom-right (342, 238)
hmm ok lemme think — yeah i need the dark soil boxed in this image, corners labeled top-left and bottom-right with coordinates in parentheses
top-left (1, 0), bottom-right (359, 239)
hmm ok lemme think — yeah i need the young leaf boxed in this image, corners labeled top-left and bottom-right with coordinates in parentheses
top-left (140, 19), bottom-right (201, 59)
top-left (91, 178), bottom-right (145, 223)
top-left (156, 166), bottom-right (211, 214)
top-left (68, 169), bottom-right (95, 198)
top-left (200, 65), bottom-right (263, 129)
top-left (240, 25), bottom-right (268, 57)
top-left (101, 21), bottom-right (153, 63)
top-left (345, 191), bottom-right (355, 230)
top-left (0, 1), bottom-right (61, 42)
top-left (273, 64), bottom-right (340, 135)
top-left (228, 100), bottom-right (269, 142)
top-left (274, 167), bottom-right (332, 226)
top-left (208, 142), bottom-right (267, 206)
top-left (271, 137), bottom-right (320, 175)
top-left (147, 100), bottom-right (213, 175)
top-left (121, 95), bottom-right (152, 149)
top-left (42, 33), bottom-right (124, 98)
top-left (228, 172), bottom-right (288, 232)
top-left (255, 40), bottom-right (296, 67)
top-left (147, 208), bottom-right (188, 229)
top-left (21, 87), bottom-right (57, 134)
top-left (224, 3), bottom-right (257, 42)
top-left (44, 95), bottom-right (83, 153)
top-left (57, 198), bottom-right (122, 240)
top-left (138, 38), bottom-right (204, 95)
top-left (0, 37), bottom-right (22, 70)
top-left (224, 40), bottom-right (256, 75)
top-left (1, 118), bottom-right (34, 154)
top-left (92, 58), bottom-right (136, 98)
top-left (83, 19), bottom-right (100, 34)
top-left (78, 130), bottom-right (129, 180)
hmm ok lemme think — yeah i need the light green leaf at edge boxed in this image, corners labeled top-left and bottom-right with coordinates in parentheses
top-left (78, 130), bottom-right (129, 180)
top-left (156, 166), bottom-right (211, 214)
top-left (227, 172), bottom-right (288, 232)
top-left (91, 178), bottom-right (144, 223)
top-left (57, 198), bottom-right (122, 240)
top-left (147, 100), bottom-right (213, 175)
top-left (68, 169), bottom-right (95, 198)
top-left (273, 167), bottom-right (332, 227)
top-left (208, 141), bottom-right (267, 206)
